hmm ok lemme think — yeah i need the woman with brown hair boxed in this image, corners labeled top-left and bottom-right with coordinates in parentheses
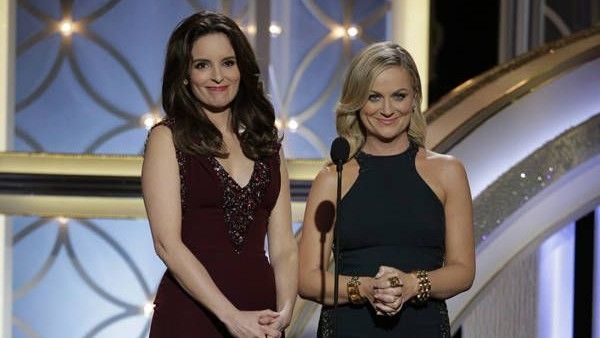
top-left (142, 11), bottom-right (297, 338)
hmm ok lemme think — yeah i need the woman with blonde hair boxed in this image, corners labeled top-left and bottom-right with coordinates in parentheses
top-left (298, 42), bottom-right (475, 337)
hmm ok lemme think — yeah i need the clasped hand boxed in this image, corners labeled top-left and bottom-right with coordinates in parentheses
top-left (363, 266), bottom-right (415, 316)
top-left (224, 308), bottom-right (288, 338)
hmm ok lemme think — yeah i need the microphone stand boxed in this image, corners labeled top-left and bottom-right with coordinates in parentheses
top-left (332, 159), bottom-right (343, 337)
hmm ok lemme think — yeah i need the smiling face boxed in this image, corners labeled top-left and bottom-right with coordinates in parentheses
top-left (188, 33), bottom-right (240, 113)
top-left (359, 65), bottom-right (414, 145)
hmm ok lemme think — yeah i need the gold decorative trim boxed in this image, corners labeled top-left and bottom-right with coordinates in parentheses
top-left (0, 195), bottom-right (145, 219)
top-left (0, 152), bottom-right (142, 177)
top-left (287, 158), bottom-right (325, 181)
top-left (0, 192), bottom-right (308, 222)
top-left (425, 26), bottom-right (599, 123)
top-left (426, 27), bottom-right (600, 152)
top-left (0, 152), bottom-right (324, 181)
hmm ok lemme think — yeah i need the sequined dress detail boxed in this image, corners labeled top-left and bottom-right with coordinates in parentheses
top-left (208, 157), bottom-right (271, 253)
top-left (149, 121), bottom-right (281, 338)
top-left (318, 143), bottom-right (450, 338)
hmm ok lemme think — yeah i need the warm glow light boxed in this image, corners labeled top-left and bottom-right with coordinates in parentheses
top-left (269, 24), bottom-right (282, 37)
top-left (245, 25), bottom-right (256, 35)
top-left (141, 113), bottom-right (161, 130)
top-left (332, 26), bottom-right (346, 38)
top-left (346, 26), bottom-right (359, 38)
top-left (274, 118), bottom-right (282, 130)
top-left (287, 119), bottom-right (298, 131)
top-left (59, 19), bottom-right (74, 36)
top-left (57, 217), bottom-right (69, 226)
top-left (143, 302), bottom-right (155, 317)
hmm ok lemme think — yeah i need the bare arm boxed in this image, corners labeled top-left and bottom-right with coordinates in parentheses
top-left (266, 149), bottom-right (298, 329)
top-left (368, 156), bottom-right (475, 314)
top-left (297, 166), bottom-right (379, 306)
top-left (425, 157), bottom-right (475, 299)
top-left (142, 126), bottom-right (279, 337)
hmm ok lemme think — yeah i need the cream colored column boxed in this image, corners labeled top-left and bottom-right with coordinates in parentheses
top-left (0, 0), bottom-right (15, 337)
top-left (390, 0), bottom-right (430, 108)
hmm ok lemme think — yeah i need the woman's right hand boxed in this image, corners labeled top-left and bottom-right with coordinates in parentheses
top-left (222, 309), bottom-right (281, 338)
top-left (357, 276), bottom-right (380, 309)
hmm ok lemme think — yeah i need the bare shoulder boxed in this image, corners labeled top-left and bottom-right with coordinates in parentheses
top-left (422, 149), bottom-right (465, 170)
top-left (316, 159), bottom-right (358, 182)
top-left (148, 124), bottom-right (173, 142)
top-left (313, 163), bottom-right (337, 189)
top-left (311, 159), bottom-right (359, 201)
top-left (145, 124), bottom-right (176, 154)
top-left (420, 149), bottom-right (468, 189)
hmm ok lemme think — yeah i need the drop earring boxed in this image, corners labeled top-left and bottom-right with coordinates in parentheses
top-left (183, 79), bottom-right (189, 86)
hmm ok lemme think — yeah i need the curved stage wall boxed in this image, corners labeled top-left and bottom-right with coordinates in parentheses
top-left (1, 24), bottom-right (599, 338)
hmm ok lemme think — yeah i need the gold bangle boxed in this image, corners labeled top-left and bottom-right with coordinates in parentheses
top-left (411, 270), bottom-right (431, 305)
top-left (347, 276), bottom-right (365, 304)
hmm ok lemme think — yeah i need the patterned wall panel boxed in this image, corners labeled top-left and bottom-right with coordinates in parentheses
top-left (13, 217), bottom-right (164, 338)
top-left (270, 0), bottom-right (388, 158)
top-left (15, 0), bottom-right (388, 157)
top-left (15, 0), bottom-right (253, 154)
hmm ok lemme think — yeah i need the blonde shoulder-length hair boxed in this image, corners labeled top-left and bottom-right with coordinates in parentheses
top-left (336, 41), bottom-right (426, 158)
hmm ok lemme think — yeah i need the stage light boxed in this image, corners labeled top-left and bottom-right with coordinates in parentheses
top-left (141, 113), bottom-right (161, 130)
top-left (59, 19), bottom-right (74, 36)
top-left (287, 119), bottom-right (298, 131)
top-left (245, 25), bottom-right (256, 35)
top-left (143, 302), bottom-right (155, 316)
top-left (346, 26), bottom-right (359, 38)
top-left (332, 26), bottom-right (346, 38)
top-left (269, 23), bottom-right (282, 37)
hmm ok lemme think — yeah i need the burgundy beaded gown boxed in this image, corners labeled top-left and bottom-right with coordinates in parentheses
top-left (149, 121), bottom-right (281, 337)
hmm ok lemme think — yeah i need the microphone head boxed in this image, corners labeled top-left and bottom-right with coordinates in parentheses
top-left (330, 136), bottom-right (350, 164)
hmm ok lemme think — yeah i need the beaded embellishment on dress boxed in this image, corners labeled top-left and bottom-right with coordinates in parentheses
top-left (208, 157), bottom-right (271, 253)
top-left (317, 306), bottom-right (334, 338)
top-left (174, 148), bottom-right (189, 215)
top-left (436, 299), bottom-right (451, 337)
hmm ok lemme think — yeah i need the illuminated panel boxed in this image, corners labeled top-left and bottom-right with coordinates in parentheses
top-left (594, 207), bottom-right (600, 338)
top-left (449, 58), bottom-right (600, 197)
top-left (538, 223), bottom-right (574, 338)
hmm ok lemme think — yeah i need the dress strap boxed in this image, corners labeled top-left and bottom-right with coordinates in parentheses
top-left (406, 140), bottom-right (420, 172)
top-left (408, 139), bottom-right (419, 156)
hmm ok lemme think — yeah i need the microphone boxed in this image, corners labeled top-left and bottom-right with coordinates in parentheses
top-left (329, 136), bottom-right (349, 337)
top-left (330, 136), bottom-right (350, 172)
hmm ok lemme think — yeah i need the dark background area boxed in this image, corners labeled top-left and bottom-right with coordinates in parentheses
top-left (428, 0), bottom-right (500, 104)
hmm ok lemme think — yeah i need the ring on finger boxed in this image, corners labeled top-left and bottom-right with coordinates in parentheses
top-left (388, 276), bottom-right (401, 288)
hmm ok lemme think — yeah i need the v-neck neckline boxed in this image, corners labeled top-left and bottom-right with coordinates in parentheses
top-left (211, 157), bottom-right (257, 189)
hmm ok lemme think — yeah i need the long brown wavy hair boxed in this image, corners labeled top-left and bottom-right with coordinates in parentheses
top-left (336, 42), bottom-right (426, 158)
top-left (161, 11), bottom-right (279, 159)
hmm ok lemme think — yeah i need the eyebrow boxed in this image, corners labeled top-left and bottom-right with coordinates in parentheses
top-left (191, 55), bottom-right (236, 63)
top-left (368, 88), bottom-right (409, 94)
